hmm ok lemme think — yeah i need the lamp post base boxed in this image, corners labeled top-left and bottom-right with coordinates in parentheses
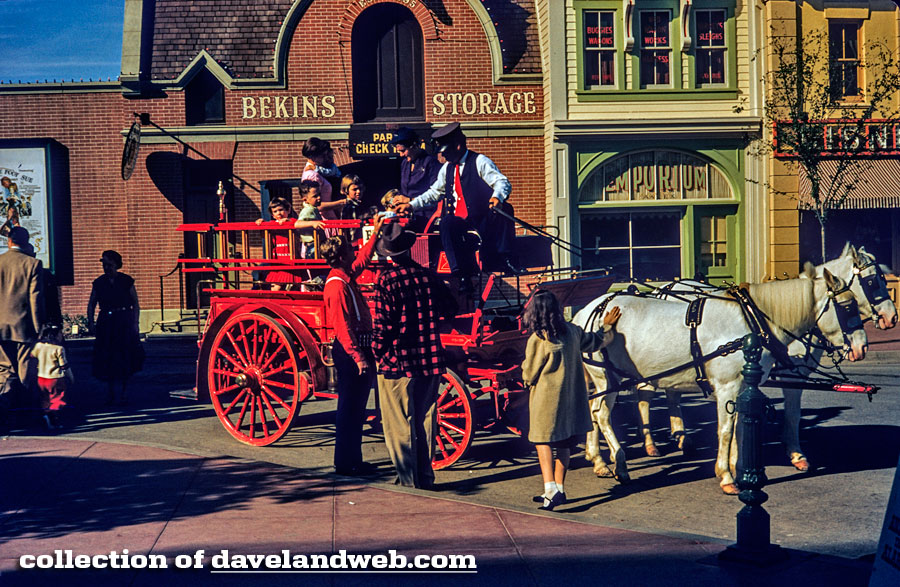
top-left (718, 543), bottom-right (790, 567)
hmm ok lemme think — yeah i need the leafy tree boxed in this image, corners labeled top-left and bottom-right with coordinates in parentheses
top-left (764, 30), bottom-right (900, 260)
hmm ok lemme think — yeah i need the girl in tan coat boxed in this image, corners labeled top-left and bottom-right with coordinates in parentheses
top-left (522, 291), bottom-right (621, 510)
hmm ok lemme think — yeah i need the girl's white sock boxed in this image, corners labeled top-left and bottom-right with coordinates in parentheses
top-left (544, 481), bottom-right (558, 497)
top-left (557, 483), bottom-right (565, 495)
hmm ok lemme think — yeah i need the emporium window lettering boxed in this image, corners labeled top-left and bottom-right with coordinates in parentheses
top-left (241, 96), bottom-right (337, 119)
top-left (586, 151), bottom-right (732, 202)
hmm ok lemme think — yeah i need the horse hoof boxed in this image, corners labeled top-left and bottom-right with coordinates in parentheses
top-left (721, 483), bottom-right (740, 495)
top-left (613, 450), bottom-right (629, 482)
top-left (645, 445), bottom-right (661, 458)
top-left (614, 471), bottom-right (631, 484)
top-left (595, 465), bottom-right (614, 478)
top-left (678, 435), bottom-right (693, 454)
top-left (792, 458), bottom-right (810, 472)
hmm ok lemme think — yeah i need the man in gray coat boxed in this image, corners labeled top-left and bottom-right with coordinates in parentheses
top-left (0, 226), bottom-right (43, 418)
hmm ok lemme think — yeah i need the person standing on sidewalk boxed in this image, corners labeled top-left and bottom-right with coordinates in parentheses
top-left (521, 291), bottom-right (621, 511)
top-left (321, 215), bottom-right (384, 476)
top-left (0, 227), bottom-right (43, 424)
top-left (372, 223), bottom-right (457, 488)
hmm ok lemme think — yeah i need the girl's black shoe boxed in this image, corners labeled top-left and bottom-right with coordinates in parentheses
top-left (538, 491), bottom-right (566, 511)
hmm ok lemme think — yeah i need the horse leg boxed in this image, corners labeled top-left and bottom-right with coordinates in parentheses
top-left (585, 396), bottom-right (610, 473)
top-left (636, 384), bottom-right (660, 457)
top-left (666, 390), bottom-right (692, 454)
top-left (782, 387), bottom-right (809, 471)
top-left (595, 393), bottom-right (629, 482)
top-left (715, 382), bottom-right (740, 495)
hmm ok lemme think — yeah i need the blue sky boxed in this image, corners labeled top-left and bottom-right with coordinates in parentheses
top-left (0, 0), bottom-right (124, 83)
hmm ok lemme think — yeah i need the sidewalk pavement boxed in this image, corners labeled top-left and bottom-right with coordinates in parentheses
top-left (0, 437), bottom-right (873, 586)
top-left (862, 321), bottom-right (900, 362)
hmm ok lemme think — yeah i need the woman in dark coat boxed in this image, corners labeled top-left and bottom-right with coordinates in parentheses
top-left (87, 250), bottom-right (142, 405)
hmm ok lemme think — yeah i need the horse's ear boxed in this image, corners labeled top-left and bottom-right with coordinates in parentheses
top-left (802, 262), bottom-right (816, 278)
top-left (823, 267), bottom-right (838, 289)
top-left (841, 242), bottom-right (854, 258)
top-left (847, 243), bottom-right (859, 263)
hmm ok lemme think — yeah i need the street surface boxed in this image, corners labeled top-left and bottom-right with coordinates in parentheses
top-left (7, 335), bottom-right (899, 561)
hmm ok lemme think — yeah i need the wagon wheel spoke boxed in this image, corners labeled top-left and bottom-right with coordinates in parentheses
top-left (248, 394), bottom-right (256, 439)
top-left (262, 387), bottom-right (292, 413)
top-left (258, 341), bottom-right (288, 372)
top-left (262, 378), bottom-right (296, 391)
top-left (260, 392), bottom-right (284, 429)
top-left (435, 433), bottom-right (448, 458)
top-left (212, 367), bottom-right (242, 379)
top-left (238, 321), bottom-right (254, 366)
top-left (439, 428), bottom-right (462, 451)
top-left (212, 382), bottom-right (242, 396)
top-left (225, 329), bottom-right (250, 368)
top-left (234, 393), bottom-right (252, 431)
top-left (256, 397), bottom-right (270, 439)
top-left (440, 420), bottom-right (467, 436)
top-left (438, 410), bottom-right (468, 419)
top-left (439, 396), bottom-right (463, 410)
top-left (261, 363), bottom-right (293, 379)
top-left (222, 389), bottom-right (249, 416)
top-left (216, 347), bottom-right (246, 372)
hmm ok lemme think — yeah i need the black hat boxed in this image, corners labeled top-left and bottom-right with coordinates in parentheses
top-left (375, 221), bottom-right (417, 257)
top-left (7, 226), bottom-right (29, 246)
top-left (431, 122), bottom-right (464, 153)
top-left (389, 127), bottom-right (419, 146)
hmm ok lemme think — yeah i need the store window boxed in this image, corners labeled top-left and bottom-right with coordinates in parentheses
top-left (185, 68), bottom-right (225, 126)
top-left (640, 11), bottom-right (671, 87)
top-left (581, 211), bottom-right (683, 281)
top-left (695, 9), bottom-right (726, 86)
top-left (583, 10), bottom-right (617, 88)
top-left (829, 21), bottom-right (861, 100)
top-left (352, 4), bottom-right (424, 122)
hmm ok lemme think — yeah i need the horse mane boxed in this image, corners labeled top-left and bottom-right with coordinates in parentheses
top-left (748, 278), bottom-right (815, 335)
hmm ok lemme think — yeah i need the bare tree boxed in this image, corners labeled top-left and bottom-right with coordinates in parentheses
top-left (764, 30), bottom-right (900, 260)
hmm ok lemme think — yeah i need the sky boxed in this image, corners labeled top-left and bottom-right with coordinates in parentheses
top-left (0, 0), bottom-right (124, 83)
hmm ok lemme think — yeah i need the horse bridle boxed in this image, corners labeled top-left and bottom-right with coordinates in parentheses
top-left (814, 276), bottom-right (863, 350)
top-left (851, 255), bottom-right (892, 321)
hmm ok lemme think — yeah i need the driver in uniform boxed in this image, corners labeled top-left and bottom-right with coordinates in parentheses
top-left (392, 122), bottom-right (518, 293)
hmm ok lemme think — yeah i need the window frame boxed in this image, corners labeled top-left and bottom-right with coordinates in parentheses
top-left (687, 1), bottom-right (737, 91)
top-left (638, 9), bottom-right (674, 89)
top-left (184, 68), bottom-right (226, 126)
top-left (693, 8), bottom-right (728, 87)
top-left (828, 20), bottom-right (864, 103)
top-left (582, 9), bottom-right (620, 90)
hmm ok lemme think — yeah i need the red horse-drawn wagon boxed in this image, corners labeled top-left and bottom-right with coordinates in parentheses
top-left (178, 218), bottom-right (613, 469)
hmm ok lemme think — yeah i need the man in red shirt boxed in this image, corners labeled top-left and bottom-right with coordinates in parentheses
top-left (321, 216), bottom-right (384, 476)
top-left (372, 223), bottom-right (457, 488)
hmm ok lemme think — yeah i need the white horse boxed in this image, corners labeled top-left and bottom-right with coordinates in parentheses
top-left (575, 267), bottom-right (868, 494)
top-left (627, 244), bottom-right (896, 471)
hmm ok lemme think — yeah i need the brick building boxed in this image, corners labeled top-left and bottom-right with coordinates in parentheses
top-left (0, 0), bottom-right (545, 328)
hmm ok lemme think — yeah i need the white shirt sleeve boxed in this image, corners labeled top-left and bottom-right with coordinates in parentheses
top-left (474, 154), bottom-right (511, 203)
top-left (410, 163), bottom-right (448, 211)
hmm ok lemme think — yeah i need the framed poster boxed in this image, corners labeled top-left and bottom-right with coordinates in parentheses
top-left (0, 139), bottom-right (73, 284)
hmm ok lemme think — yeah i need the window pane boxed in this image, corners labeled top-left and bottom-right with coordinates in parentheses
top-left (632, 212), bottom-right (681, 246)
top-left (599, 12), bottom-right (615, 47)
top-left (582, 215), bottom-right (629, 248)
top-left (585, 52), bottom-right (600, 87)
top-left (600, 53), bottom-right (615, 86)
top-left (590, 249), bottom-right (631, 279)
top-left (584, 11), bottom-right (600, 48)
top-left (633, 248), bottom-right (680, 281)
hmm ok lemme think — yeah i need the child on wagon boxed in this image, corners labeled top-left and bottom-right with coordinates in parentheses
top-left (521, 290), bottom-right (621, 511)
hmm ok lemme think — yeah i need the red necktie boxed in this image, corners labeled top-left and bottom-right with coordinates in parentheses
top-left (453, 165), bottom-right (468, 219)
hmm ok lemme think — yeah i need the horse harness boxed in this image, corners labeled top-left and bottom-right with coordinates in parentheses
top-left (584, 278), bottom-right (862, 400)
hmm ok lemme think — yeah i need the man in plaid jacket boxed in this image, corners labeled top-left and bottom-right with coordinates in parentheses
top-left (372, 222), bottom-right (457, 488)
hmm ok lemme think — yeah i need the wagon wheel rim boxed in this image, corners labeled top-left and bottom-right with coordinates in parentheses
top-left (208, 311), bottom-right (307, 446)
top-left (432, 370), bottom-right (473, 470)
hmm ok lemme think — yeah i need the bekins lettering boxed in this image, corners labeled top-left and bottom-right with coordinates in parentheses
top-left (241, 96), bottom-right (336, 120)
top-left (431, 91), bottom-right (537, 116)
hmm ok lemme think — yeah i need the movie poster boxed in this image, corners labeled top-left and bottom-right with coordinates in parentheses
top-left (0, 147), bottom-right (50, 267)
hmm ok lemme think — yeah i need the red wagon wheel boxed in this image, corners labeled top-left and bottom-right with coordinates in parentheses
top-left (207, 311), bottom-right (310, 446)
top-left (432, 370), bottom-right (474, 470)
